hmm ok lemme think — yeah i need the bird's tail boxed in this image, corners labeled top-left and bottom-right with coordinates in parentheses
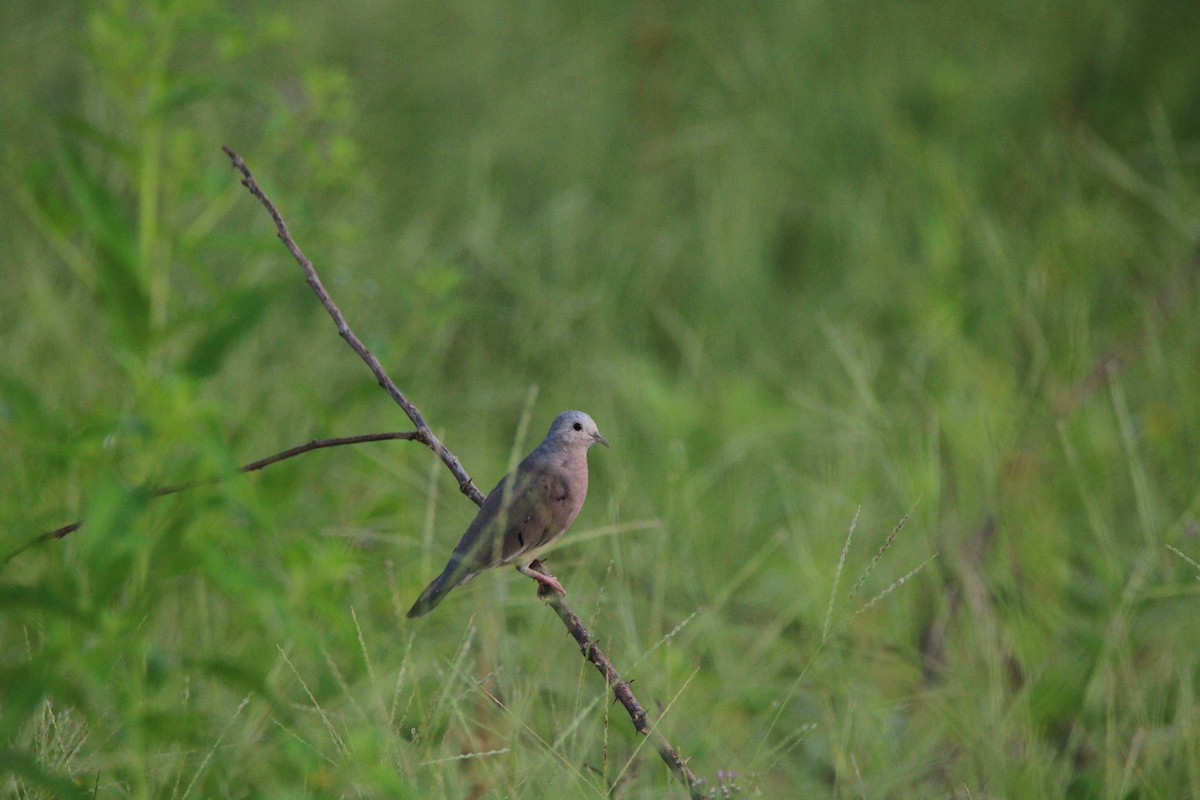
top-left (406, 562), bottom-right (468, 618)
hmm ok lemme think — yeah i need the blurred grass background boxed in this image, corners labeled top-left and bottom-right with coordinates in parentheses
top-left (3, 0), bottom-right (1200, 797)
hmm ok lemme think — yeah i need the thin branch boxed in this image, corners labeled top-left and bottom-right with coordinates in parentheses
top-left (228, 431), bottom-right (420, 475)
top-left (224, 147), bottom-right (706, 798)
top-left (6, 432), bottom-right (422, 565)
top-left (221, 146), bottom-right (484, 506)
top-left (535, 568), bottom-right (706, 798)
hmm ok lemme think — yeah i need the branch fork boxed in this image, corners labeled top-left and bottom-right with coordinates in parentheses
top-left (13, 149), bottom-right (705, 798)
top-left (222, 148), bottom-right (706, 797)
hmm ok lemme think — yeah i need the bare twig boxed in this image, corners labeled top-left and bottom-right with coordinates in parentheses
top-left (223, 147), bottom-right (705, 798)
top-left (535, 568), bottom-right (706, 797)
top-left (226, 432), bottom-right (421, 475)
top-left (156, 431), bottom-right (424, 495)
top-left (221, 146), bottom-right (484, 506)
top-left (5, 432), bottom-right (422, 565)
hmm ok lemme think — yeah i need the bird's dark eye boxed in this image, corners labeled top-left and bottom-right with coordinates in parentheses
top-left (573, 422), bottom-right (583, 431)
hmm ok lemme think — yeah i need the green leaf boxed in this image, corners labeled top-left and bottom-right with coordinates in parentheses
top-left (152, 76), bottom-right (229, 117)
top-left (74, 476), bottom-right (153, 599)
top-left (0, 748), bottom-right (93, 800)
top-left (0, 657), bottom-right (93, 739)
top-left (190, 657), bottom-right (285, 713)
top-left (183, 284), bottom-right (275, 378)
top-left (54, 140), bottom-right (149, 351)
top-left (51, 113), bottom-right (135, 166)
top-left (0, 371), bottom-right (48, 428)
top-left (0, 584), bottom-right (90, 622)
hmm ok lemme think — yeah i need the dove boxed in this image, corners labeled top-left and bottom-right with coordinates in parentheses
top-left (407, 410), bottom-right (609, 618)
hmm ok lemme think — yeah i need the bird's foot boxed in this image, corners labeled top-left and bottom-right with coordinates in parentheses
top-left (518, 561), bottom-right (566, 598)
top-left (534, 573), bottom-right (566, 598)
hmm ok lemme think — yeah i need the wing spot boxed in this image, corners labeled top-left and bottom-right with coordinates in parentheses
top-left (517, 532), bottom-right (525, 547)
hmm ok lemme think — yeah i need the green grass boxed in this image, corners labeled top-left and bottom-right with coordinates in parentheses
top-left (3, 0), bottom-right (1200, 796)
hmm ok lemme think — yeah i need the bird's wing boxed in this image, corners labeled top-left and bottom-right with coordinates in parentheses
top-left (451, 462), bottom-right (575, 572)
top-left (500, 464), bottom-right (576, 561)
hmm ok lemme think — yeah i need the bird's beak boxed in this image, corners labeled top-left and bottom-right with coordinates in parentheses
top-left (594, 432), bottom-right (610, 448)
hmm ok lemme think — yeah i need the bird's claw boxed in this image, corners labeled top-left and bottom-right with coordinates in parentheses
top-left (520, 560), bottom-right (566, 598)
top-left (534, 572), bottom-right (566, 598)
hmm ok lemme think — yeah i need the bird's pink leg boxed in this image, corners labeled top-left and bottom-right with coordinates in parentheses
top-left (518, 560), bottom-right (566, 597)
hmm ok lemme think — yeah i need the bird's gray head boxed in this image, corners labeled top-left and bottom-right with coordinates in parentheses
top-left (545, 410), bottom-right (610, 450)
